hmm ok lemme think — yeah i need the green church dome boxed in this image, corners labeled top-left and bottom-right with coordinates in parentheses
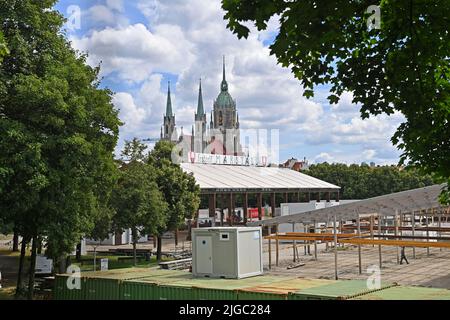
top-left (215, 90), bottom-right (235, 109)
top-left (214, 56), bottom-right (235, 109)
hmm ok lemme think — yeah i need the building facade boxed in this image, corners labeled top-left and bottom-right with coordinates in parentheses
top-left (160, 57), bottom-right (243, 156)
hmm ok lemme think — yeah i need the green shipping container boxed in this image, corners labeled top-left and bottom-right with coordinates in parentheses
top-left (157, 283), bottom-right (195, 300)
top-left (121, 272), bottom-right (194, 300)
top-left (55, 268), bottom-right (182, 300)
top-left (84, 278), bottom-right (121, 300)
top-left (351, 286), bottom-right (450, 300)
top-left (237, 290), bottom-right (288, 300)
top-left (238, 278), bottom-right (335, 301)
top-left (194, 287), bottom-right (238, 300)
top-left (54, 275), bottom-right (87, 300)
top-left (120, 281), bottom-right (157, 300)
top-left (290, 280), bottom-right (395, 300)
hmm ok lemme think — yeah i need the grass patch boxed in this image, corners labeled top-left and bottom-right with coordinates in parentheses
top-left (0, 249), bottom-right (31, 257)
top-left (0, 287), bottom-right (16, 300)
top-left (70, 255), bottom-right (172, 272)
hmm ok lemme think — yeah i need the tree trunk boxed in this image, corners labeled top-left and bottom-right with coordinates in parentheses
top-left (157, 236), bottom-right (162, 262)
top-left (76, 242), bottom-right (82, 261)
top-left (132, 227), bottom-right (137, 266)
top-left (175, 229), bottom-right (179, 247)
top-left (58, 255), bottom-right (67, 274)
top-left (27, 235), bottom-right (38, 300)
top-left (66, 255), bottom-right (71, 270)
top-left (186, 221), bottom-right (192, 241)
top-left (15, 236), bottom-right (28, 298)
top-left (12, 231), bottom-right (19, 252)
top-left (36, 237), bottom-right (42, 254)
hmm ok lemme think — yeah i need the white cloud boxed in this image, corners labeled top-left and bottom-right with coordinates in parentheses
top-left (106, 0), bottom-right (124, 12)
top-left (112, 92), bottom-right (146, 132)
top-left (314, 152), bottom-right (335, 163)
top-left (362, 149), bottom-right (376, 160)
top-left (70, 0), bottom-right (404, 164)
top-left (71, 23), bottom-right (194, 83)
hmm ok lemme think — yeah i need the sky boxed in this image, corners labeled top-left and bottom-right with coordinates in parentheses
top-left (54, 0), bottom-right (405, 165)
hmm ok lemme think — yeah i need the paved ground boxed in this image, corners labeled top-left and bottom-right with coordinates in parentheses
top-left (2, 233), bottom-right (450, 290)
top-left (263, 242), bottom-right (450, 289)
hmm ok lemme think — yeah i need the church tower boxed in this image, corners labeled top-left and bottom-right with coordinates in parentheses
top-left (211, 56), bottom-right (242, 155)
top-left (194, 79), bottom-right (207, 153)
top-left (161, 81), bottom-right (177, 142)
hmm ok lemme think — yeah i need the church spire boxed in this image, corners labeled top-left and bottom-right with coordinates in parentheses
top-left (196, 78), bottom-right (204, 116)
top-left (223, 55), bottom-right (226, 82)
top-left (166, 81), bottom-right (173, 117)
top-left (221, 55), bottom-right (228, 92)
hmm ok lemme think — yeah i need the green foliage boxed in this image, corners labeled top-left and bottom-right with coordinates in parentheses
top-left (305, 163), bottom-right (436, 199)
top-left (222, 0), bottom-right (450, 203)
top-left (112, 139), bottom-right (168, 241)
top-left (121, 137), bottom-right (149, 162)
top-left (0, 31), bottom-right (9, 62)
top-left (149, 140), bottom-right (200, 233)
top-left (0, 0), bottom-right (120, 262)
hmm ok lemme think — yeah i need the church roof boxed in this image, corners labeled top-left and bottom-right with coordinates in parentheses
top-left (214, 56), bottom-right (236, 109)
top-left (165, 81), bottom-right (173, 117)
top-left (214, 91), bottom-right (236, 109)
top-left (195, 79), bottom-right (205, 118)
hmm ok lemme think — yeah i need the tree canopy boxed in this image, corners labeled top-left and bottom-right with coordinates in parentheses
top-left (222, 0), bottom-right (450, 203)
top-left (305, 163), bottom-right (435, 199)
top-left (148, 140), bottom-right (200, 259)
top-left (0, 0), bottom-right (120, 297)
top-left (0, 31), bottom-right (8, 62)
top-left (111, 139), bottom-right (167, 264)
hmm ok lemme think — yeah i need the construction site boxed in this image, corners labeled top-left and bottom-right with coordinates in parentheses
top-left (48, 182), bottom-right (450, 300)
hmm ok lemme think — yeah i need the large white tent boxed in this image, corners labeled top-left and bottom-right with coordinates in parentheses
top-left (180, 163), bottom-right (340, 194)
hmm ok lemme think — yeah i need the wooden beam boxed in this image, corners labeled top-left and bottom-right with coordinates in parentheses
top-left (275, 224), bottom-right (279, 267)
top-left (243, 192), bottom-right (248, 224)
top-left (208, 193), bottom-right (216, 226)
top-left (268, 225), bottom-right (272, 269)
top-left (412, 211), bottom-right (416, 258)
top-left (228, 193), bottom-right (234, 226)
top-left (257, 193), bottom-right (263, 221)
top-left (271, 193), bottom-right (276, 218)
top-left (339, 238), bottom-right (450, 249)
top-left (357, 212), bottom-right (362, 274)
top-left (378, 214), bottom-right (382, 268)
top-left (334, 215), bottom-right (338, 280)
top-left (313, 220), bottom-right (317, 261)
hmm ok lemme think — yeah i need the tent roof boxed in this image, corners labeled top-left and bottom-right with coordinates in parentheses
top-left (180, 163), bottom-right (340, 193)
top-left (247, 184), bottom-right (446, 226)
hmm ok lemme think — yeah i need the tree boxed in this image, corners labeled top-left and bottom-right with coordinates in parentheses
top-left (0, 31), bottom-right (8, 62)
top-left (222, 0), bottom-right (450, 203)
top-left (305, 163), bottom-right (436, 199)
top-left (0, 1), bottom-right (120, 298)
top-left (111, 139), bottom-right (167, 266)
top-left (148, 141), bottom-right (200, 261)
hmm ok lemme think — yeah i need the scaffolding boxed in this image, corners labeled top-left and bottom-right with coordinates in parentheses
top-left (248, 184), bottom-right (450, 280)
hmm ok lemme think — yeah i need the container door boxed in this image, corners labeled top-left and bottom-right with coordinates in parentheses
top-left (196, 236), bottom-right (213, 274)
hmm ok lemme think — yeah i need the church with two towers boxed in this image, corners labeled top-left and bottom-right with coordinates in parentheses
top-left (161, 58), bottom-right (243, 156)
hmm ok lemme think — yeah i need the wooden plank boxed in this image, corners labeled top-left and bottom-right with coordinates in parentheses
top-left (284, 232), bottom-right (359, 238)
top-left (342, 225), bottom-right (450, 232)
top-left (264, 235), bottom-right (340, 241)
top-left (339, 238), bottom-right (450, 248)
top-left (275, 224), bottom-right (279, 267)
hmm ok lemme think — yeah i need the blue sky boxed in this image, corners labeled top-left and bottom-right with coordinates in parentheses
top-left (54, 0), bottom-right (405, 165)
